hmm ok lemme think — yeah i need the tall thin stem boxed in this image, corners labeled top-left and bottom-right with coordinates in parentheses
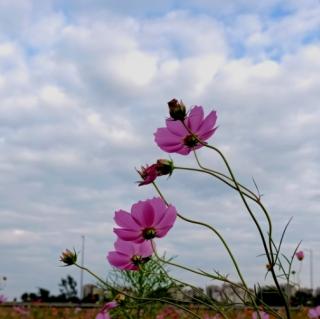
top-left (151, 181), bottom-right (261, 312)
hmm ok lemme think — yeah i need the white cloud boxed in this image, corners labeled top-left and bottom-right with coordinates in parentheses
top-left (0, 0), bottom-right (319, 300)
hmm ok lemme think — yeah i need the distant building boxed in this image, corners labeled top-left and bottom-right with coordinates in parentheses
top-left (206, 283), bottom-right (253, 303)
top-left (82, 284), bottom-right (104, 301)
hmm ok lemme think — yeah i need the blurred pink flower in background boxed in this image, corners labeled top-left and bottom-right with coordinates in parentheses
top-left (295, 250), bottom-right (304, 261)
top-left (154, 106), bottom-right (217, 155)
top-left (107, 239), bottom-right (153, 270)
top-left (95, 301), bottom-right (118, 319)
top-left (252, 311), bottom-right (269, 319)
top-left (113, 197), bottom-right (177, 243)
top-left (308, 306), bottom-right (320, 318)
top-left (13, 306), bottom-right (30, 316)
top-left (0, 294), bottom-right (7, 304)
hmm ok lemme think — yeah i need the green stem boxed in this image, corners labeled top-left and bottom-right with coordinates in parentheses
top-left (74, 263), bottom-right (203, 319)
top-left (152, 181), bottom-right (263, 313)
top-left (180, 120), bottom-right (290, 318)
top-left (174, 165), bottom-right (256, 201)
top-left (151, 242), bottom-right (281, 319)
top-left (152, 182), bottom-right (248, 288)
top-left (193, 150), bottom-right (258, 200)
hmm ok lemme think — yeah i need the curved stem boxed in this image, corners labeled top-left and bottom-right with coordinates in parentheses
top-left (174, 165), bottom-right (256, 201)
top-left (180, 120), bottom-right (290, 318)
top-left (151, 181), bottom-right (263, 313)
top-left (193, 150), bottom-right (258, 200)
top-left (151, 242), bottom-right (281, 319)
top-left (193, 151), bottom-right (280, 302)
top-left (178, 122), bottom-right (289, 318)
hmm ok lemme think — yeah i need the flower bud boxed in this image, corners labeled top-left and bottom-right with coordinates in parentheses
top-left (60, 249), bottom-right (77, 266)
top-left (266, 264), bottom-right (272, 271)
top-left (115, 293), bottom-right (125, 304)
top-left (137, 164), bottom-right (158, 186)
top-left (156, 159), bottom-right (174, 176)
top-left (295, 250), bottom-right (304, 261)
top-left (168, 98), bottom-right (186, 121)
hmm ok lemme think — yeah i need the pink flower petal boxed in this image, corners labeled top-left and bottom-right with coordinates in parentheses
top-left (155, 206), bottom-right (177, 237)
top-left (166, 119), bottom-right (187, 136)
top-left (131, 200), bottom-right (154, 227)
top-left (175, 145), bottom-right (193, 155)
top-left (113, 228), bottom-right (141, 241)
top-left (107, 251), bottom-right (130, 267)
top-left (102, 301), bottom-right (118, 311)
top-left (141, 201), bottom-right (155, 227)
top-left (135, 240), bottom-right (153, 257)
top-left (158, 143), bottom-right (185, 153)
top-left (198, 127), bottom-right (217, 141)
top-left (150, 198), bottom-right (167, 224)
top-left (187, 106), bottom-right (204, 131)
top-left (198, 110), bottom-right (217, 136)
top-left (114, 239), bottom-right (135, 255)
top-left (96, 312), bottom-right (111, 319)
top-left (114, 210), bottom-right (140, 229)
top-left (154, 128), bottom-right (181, 146)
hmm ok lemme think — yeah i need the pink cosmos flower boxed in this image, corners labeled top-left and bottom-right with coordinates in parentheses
top-left (113, 197), bottom-right (177, 243)
top-left (0, 294), bottom-right (7, 304)
top-left (154, 105), bottom-right (217, 155)
top-left (96, 301), bottom-right (118, 319)
top-left (13, 306), bottom-right (30, 316)
top-left (107, 239), bottom-right (153, 270)
top-left (308, 306), bottom-right (320, 319)
top-left (96, 311), bottom-right (111, 319)
top-left (295, 250), bottom-right (304, 261)
top-left (252, 311), bottom-right (269, 319)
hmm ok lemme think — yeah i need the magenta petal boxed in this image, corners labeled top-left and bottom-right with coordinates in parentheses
top-left (154, 128), bottom-right (181, 146)
top-left (155, 226), bottom-right (172, 238)
top-left (131, 200), bottom-right (155, 227)
top-left (141, 201), bottom-right (155, 227)
top-left (165, 119), bottom-right (187, 136)
top-left (158, 143), bottom-right (185, 153)
top-left (103, 301), bottom-right (118, 311)
top-left (175, 145), bottom-right (192, 155)
top-left (308, 309), bottom-right (318, 319)
top-left (135, 240), bottom-right (153, 257)
top-left (96, 312), bottom-right (110, 319)
top-left (156, 205), bottom-right (177, 230)
top-left (114, 239), bottom-right (135, 255)
top-left (107, 251), bottom-right (130, 267)
top-left (114, 228), bottom-right (141, 241)
top-left (198, 110), bottom-right (217, 135)
top-left (198, 127), bottom-right (217, 141)
top-left (187, 106), bottom-right (204, 131)
top-left (114, 210), bottom-right (140, 229)
top-left (150, 197), bottom-right (167, 224)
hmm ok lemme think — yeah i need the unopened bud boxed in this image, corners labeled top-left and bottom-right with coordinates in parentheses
top-left (266, 264), bottom-right (272, 271)
top-left (115, 293), bottom-right (125, 304)
top-left (156, 159), bottom-right (174, 176)
top-left (295, 250), bottom-right (304, 261)
top-left (168, 98), bottom-right (186, 121)
top-left (59, 249), bottom-right (77, 266)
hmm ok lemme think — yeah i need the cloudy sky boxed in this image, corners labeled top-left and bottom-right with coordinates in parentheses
top-left (1, 0), bottom-right (320, 300)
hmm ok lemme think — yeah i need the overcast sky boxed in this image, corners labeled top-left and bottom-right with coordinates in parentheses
top-left (0, 0), bottom-right (320, 300)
